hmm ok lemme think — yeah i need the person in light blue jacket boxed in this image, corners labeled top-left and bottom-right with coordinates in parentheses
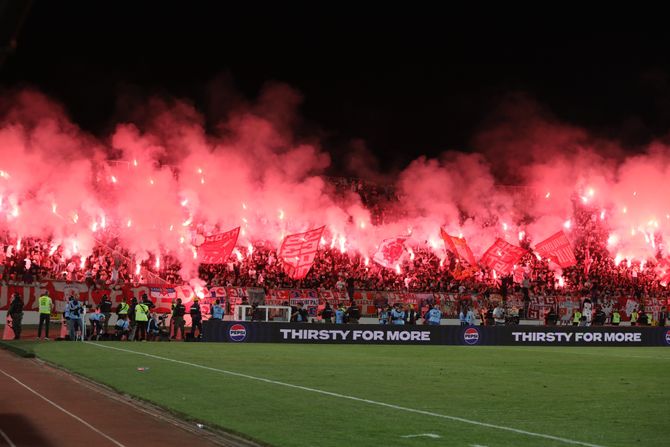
top-left (427, 305), bottom-right (442, 326)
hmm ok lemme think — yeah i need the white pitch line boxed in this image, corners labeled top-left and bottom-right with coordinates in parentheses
top-left (401, 433), bottom-right (441, 438)
top-left (0, 429), bottom-right (17, 447)
top-left (0, 368), bottom-right (126, 447)
top-left (87, 342), bottom-right (607, 447)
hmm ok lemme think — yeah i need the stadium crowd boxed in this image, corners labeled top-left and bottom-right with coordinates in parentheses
top-left (2, 181), bottom-right (670, 315)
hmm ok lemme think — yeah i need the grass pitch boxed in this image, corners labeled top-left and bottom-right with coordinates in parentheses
top-left (10, 341), bottom-right (669, 447)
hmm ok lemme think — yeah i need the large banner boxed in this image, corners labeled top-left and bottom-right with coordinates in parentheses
top-left (204, 321), bottom-right (670, 346)
top-left (534, 231), bottom-right (577, 268)
top-left (373, 237), bottom-right (407, 269)
top-left (5, 282), bottom-right (666, 323)
top-left (480, 238), bottom-right (526, 275)
top-left (440, 228), bottom-right (477, 266)
top-left (198, 227), bottom-right (240, 264)
top-left (0, 281), bottom-right (187, 314)
top-left (279, 226), bottom-right (325, 279)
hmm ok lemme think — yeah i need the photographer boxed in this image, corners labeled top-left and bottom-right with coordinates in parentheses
top-left (99, 294), bottom-right (113, 334)
top-left (65, 294), bottom-right (83, 341)
top-left (291, 302), bottom-right (308, 322)
top-left (147, 313), bottom-right (162, 341)
top-left (210, 299), bottom-right (225, 320)
top-left (115, 315), bottom-right (130, 340)
top-left (88, 309), bottom-right (105, 340)
top-left (390, 303), bottom-right (405, 325)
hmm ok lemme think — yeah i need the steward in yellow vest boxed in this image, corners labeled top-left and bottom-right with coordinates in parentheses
top-left (572, 310), bottom-right (582, 326)
top-left (37, 291), bottom-right (53, 339)
top-left (134, 302), bottom-right (150, 341)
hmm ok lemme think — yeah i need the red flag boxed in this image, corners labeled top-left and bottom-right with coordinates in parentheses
top-left (656, 258), bottom-right (670, 285)
top-left (373, 237), bottom-right (407, 269)
top-left (480, 238), bottom-right (526, 275)
top-left (534, 231), bottom-right (577, 268)
top-left (440, 228), bottom-right (477, 266)
top-left (198, 227), bottom-right (240, 264)
top-left (279, 226), bottom-right (325, 279)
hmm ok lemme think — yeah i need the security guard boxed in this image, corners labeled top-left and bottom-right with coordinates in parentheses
top-left (8, 292), bottom-right (24, 339)
top-left (630, 309), bottom-right (639, 326)
top-left (611, 309), bottom-right (621, 326)
top-left (190, 298), bottom-right (202, 338)
top-left (116, 298), bottom-right (130, 318)
top-left (572, 309), bottom-right (582, 326)
top-left (37, 290), bottom-right (53, 340)
top-left (134, 299), bottom-right (150, 341)
top-left (171, 298), bottom-right (186, 340)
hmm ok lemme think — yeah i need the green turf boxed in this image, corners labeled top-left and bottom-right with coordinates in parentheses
top-left (12, 341), bottom-right (670, 447)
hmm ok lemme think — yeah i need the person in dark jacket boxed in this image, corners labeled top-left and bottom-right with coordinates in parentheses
top-left (319, 302), bottom-right (334, 323)
top-left (658, 307), bottom-right (668, 327)
top-left (127, 297), bottom-right (138, 341)
top-left (190, 299), bottom-right (203, 338)
top-left (544, 306), bottom-right (558, 326)
top-left (171, 298), bottom-right (186, 340)
top-left (404, 304), bottom-right (419, 325)
top-left (345, 301), bottom-right (360, 324)
top-left (250, 303), bottom-right (265, 322)
top-left (8, 292), bottom-right (24, 339)
top-left (99, 294), bottom-right (113, 334)
top-left (291, 303), bottom-right (309, 322)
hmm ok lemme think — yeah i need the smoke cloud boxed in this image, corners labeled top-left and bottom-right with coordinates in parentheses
top-left (1, 86), bottom-right (669, 280)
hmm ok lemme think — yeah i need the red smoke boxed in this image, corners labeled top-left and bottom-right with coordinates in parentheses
top-left (1, 88), bottom-right (669, 280)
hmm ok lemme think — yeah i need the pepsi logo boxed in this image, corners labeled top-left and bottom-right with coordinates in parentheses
top-left (229, 324), bottom-right (247, 342)
top-left (665, 330), bottom-right (670, 345)
top-left (463, 327), bottom-right (480, 345)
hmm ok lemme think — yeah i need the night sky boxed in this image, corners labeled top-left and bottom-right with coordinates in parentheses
top-left (2, 2), bottom-right (670, 173)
